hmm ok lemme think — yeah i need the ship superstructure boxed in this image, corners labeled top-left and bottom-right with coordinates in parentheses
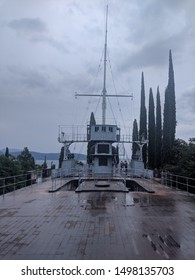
top-left (57, 6), bottom-right (147, 182)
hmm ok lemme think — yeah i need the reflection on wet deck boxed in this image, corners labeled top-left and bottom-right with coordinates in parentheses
top-left (0, 179), bottom-right (195, 260)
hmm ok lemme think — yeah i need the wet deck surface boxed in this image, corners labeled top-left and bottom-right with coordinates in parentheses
top-left (0, 179), bottom-right (195, 260)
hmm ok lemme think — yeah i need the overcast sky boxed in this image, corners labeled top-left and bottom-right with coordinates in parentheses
top-left (0, 0), bottom-right (195, 154)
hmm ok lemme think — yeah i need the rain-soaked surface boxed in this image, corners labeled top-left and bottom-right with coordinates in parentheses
top-left (0, 179), bottom-right (195, 260)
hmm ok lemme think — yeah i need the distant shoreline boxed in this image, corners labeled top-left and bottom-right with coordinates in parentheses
top-left (0, 149), bottom-right (86, 162)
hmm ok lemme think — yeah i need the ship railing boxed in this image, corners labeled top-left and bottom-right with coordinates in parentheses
top-left (161, 171), bottom-right (195, 194)
top-left (51, 169), bottom-right (67, 191)
top-left (58, 133), bottom-right (88, 143)
top-left (51, 166), bottom-right (85, 190)
top-left (50, 165), bottom-right (156, 191)
top-left (118, 166), bottom-right (153, 179)
top-left (66, 165), bottom-right (154, 181)
top-left (0, 170), bottom-right (43, 198)
top-left (58, 125), bottom-right (88, 143)
top-left (119, 134), bottom-right (132, 143)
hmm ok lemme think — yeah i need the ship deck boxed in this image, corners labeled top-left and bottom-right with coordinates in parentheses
top-left (0, 178), bottom-right (195, 260)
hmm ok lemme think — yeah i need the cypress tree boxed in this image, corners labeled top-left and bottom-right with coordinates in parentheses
top-left (155, 87), bottom-right (162, 169)
top-left (168, 50), bottom-right (176, 144)
top-left (5, 147), bottom-right (9, 158)
top-left (162, 50), bottom-right (176, 165)
top-left (42, 155), bottom-right (47, 169)
top-left (90, 112), bottom-right (96, 126)
top-left (139, 72), bottom-right (147, 166)
top-left (132, 119), bottom-right (139, 159)
top-left (148, 88), bottom-right (155, 169)
top-left (87, 112), bottom-right (96, 164)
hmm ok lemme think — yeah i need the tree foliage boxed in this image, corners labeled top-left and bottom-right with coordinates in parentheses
top-left (139, 72), bottom-right (147, 166)
top-left (162, 50), bottom-right (176, 165)
top-left (87, 112), bottom-right (97, 164)
top-left (0, 155), bottom-right (22, 178)
top-left (134, 51), bottom-right (195, 179)
top-left (148, 88), bottom-right (155, 169)
top-left (5, 147), bottom-right (9, 158)
top-left (17, 147), bottom-right (35, 173)
top-left (0, 147), bottom-right (36, 178)
top-left (164, 139), bottom-right (195, 178)
top-left (90, 112), bottom-right (96, 126)
top-left (139, 72), bottom-right (147, 140)
top-left (132, 119), bottom-right (139, 158)
top-left (155, 87), bottom-right (162, 169)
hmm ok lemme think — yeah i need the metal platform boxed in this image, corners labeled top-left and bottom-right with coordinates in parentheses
top-left (75, 179), bottom-right (129, 193)
top-left (0, 179), bottom-right (195, 260)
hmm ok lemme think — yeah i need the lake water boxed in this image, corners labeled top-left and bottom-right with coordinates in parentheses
top-left (35, 160), bottom-right (59, 168)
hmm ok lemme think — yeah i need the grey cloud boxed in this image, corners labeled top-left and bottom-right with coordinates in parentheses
top-left (8, 17), bottom-right (47, 34)
top-left (7, 65), bottom-right (51, 94)
top-left (6, 65), bottom-right (87, 99)
top-left (21, 71), bottom-right (47, 89)
top-left (118, 30), bottom-right (188, 73)
top-left (178, 87), bottom-right (195, 119)
top-left (30, 35), bottom-right (69, 54)
top-left (8, 17), bottom-right (68, 54)
top-left (176, 87), bottom-right (195, 140)
top-left (153, 0), bottom-right (195, 11)
top-left (124, 0), bottom-right (194, 46)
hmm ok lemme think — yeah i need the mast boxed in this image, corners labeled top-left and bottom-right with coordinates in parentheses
top-left (102, 4), bottom-right (108, 125)
top-left (75, 5), bottom-right (133, 121)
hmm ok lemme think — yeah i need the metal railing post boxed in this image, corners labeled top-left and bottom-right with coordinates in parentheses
top-left (170, 173), bottom-right (172, 188)
top-left (52, 177), bottom-right (54, 191)
top-left (186, 177), bottom-right (189, 193)
top-left (165, 172), bottom-right (167, 186)
top-left (3, 178), bottom-right (5, 197)
top-left (14, 176), bottom-right (16, 192)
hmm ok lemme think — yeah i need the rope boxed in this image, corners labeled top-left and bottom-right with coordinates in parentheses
top-left (78, 49), bottom-right (104, 128)
top-left (107, 50), bottom-right (129, 135)
top-left (73, 50), bottom-right (105, 155)
top-left (107, 50), bottom-right (133, 161)
top-left (107, 96), bottom-right (117, 125)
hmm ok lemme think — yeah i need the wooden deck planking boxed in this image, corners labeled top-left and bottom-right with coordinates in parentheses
top-left (0, 179), bottom-right (195, 260)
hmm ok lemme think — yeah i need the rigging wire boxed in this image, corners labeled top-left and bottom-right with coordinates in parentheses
top-left (107, 50), bottom-right (129, 135)
top-left (94, 94), bottom-right (102, 117)
top-left (75, 49), bottom-right (105, 155)
top-left (107, 96), bottom-right (117, 125)
top-left (78, 49), bottom-right (104, 127)
top-left (107, 50), bottom-right (132, 160)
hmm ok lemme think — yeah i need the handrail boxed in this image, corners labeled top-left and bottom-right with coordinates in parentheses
top-left (0, 170), bottom-right (43, 197)
top-left (161, 171), bottom-right (195, 194)
top-left (51, 165), bottom-right (153, 184)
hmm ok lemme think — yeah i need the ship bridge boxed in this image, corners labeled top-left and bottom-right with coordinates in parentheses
top-left (58, 124), bottom-right (132, 144)
top-left (87, 124), bottom-right (120, 142)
